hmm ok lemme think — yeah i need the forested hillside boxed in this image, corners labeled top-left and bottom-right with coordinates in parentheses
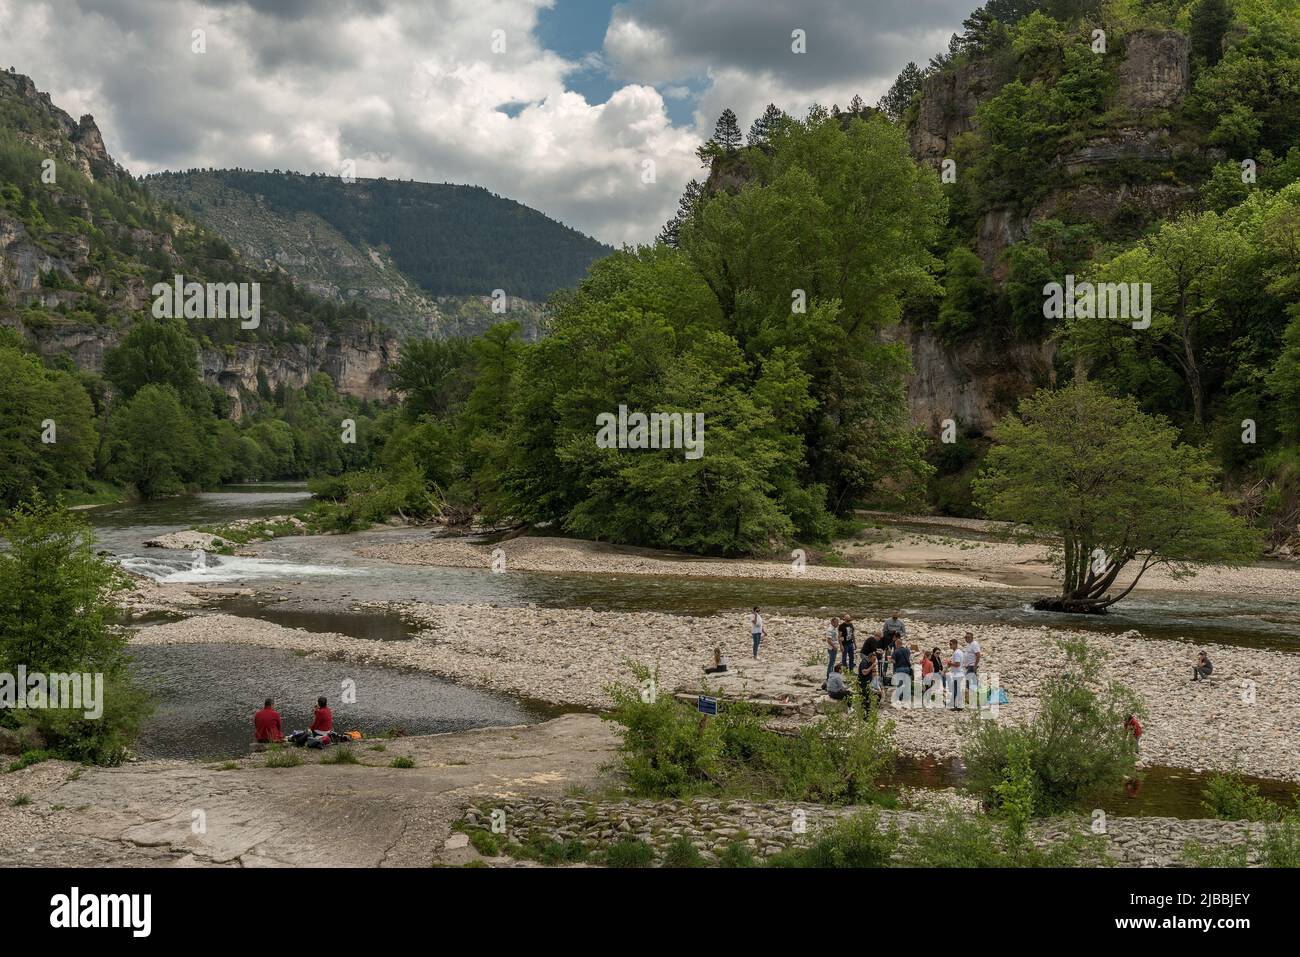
top-left (0, 68), bottom-right (387, 506)
top-left (146, 169), bottom-right (611, 316)
top-left (655, 0), bottom-right (1300, 553)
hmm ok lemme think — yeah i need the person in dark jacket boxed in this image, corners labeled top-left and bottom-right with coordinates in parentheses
top-left (1192, 651), bottom-right (1213, 681)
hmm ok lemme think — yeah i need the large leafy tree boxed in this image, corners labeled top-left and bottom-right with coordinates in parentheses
top-left (102, 384), bottom-right (204, 498)
top-left (679, 109), bottom-right (944, 513)
top-left (0, 341), bottom-right (98, 509)
top-left (102, 318), bottom-right (209, 412)
top-left (973, 380), bottom-right (1259, 613)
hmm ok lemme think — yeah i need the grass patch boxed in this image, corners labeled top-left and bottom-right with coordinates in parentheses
top-left (389, 756), bottom-right (416, 769)
top-left (469, 830), bottom-right (502, 856)
top-left (321, 748), bottom-right (361, 765)
top-left (662, 836), bottom-right (706, 868)
top-left (264, 748), bottom-right (303, 769)
top-left (368, 743), bottom-right (387, 752)
top-left (603, 837), bottom-right (655, 868)
top-left (6, 749), bottom-right (54, 772)
top-left (10, 794), bottom-right (32, 807)
top-left (716, 841), bottom-right (757, 868)
top-left (507, 830), bottom-right (590, 865)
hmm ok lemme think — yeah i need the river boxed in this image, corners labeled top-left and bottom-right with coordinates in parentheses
top-left (85, 484), bottom-right (1300, 814)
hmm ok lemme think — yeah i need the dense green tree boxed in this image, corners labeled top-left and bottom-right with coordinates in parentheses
top-left (877, 62), bottom-right (925, 120)
top-left (656, 178), bottom-right (705, 248)
top-left (936, 246), bottom-right (998, 341)
top-left (713, 108), bottom-right (742, 153)
top-left (746, 104), bottom-right (787, 148)
top-left (1065, 210), bottom-right (1254, 430)
top-left (0, 499), bottom-right (150, 765)
top-left (1190, 0), bottom-right (1236, 68)
top-left (391, 337), bottom-right (475, 419)
top-left (102, 319), bottom-right (209, 411)
top-left (0, 343), bottom-right (98, 508)
top-left (102, 384), bottom-right (203, 497)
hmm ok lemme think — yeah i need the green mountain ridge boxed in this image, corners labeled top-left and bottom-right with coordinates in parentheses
top-left (146, 168), bottom-right (612, 339)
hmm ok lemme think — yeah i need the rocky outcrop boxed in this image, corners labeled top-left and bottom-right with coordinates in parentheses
top-left (0, 69), bottom-right (126, 183)
top-left (908, 57), bottom-right (1000, 165)
top-left (8, 318), bottom-right (395, 420)
top-left (900, 324), bottom-right (1056, 432)
top-left (1117, 29), bottom-right (1191, 112)
top-left (199, 334), bottom-right (395, 418)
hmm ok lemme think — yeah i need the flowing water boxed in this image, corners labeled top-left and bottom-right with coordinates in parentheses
top-left (86, 486), bottom-right (1300, 811)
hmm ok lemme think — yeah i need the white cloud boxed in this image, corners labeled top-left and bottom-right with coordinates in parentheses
top-left (0, 0), bottom-right (971, 245)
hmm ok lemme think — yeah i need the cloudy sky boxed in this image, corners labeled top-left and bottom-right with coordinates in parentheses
top-left (0, 0), bottom-right (973, 245)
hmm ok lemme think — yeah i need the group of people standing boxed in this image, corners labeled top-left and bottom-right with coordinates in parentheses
top-left (822, 611), bottom-right (982, 712)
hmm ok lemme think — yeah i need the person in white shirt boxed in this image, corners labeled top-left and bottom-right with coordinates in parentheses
top-left (750, 607), bottom-right (765, 658)
top-left (963, 632), bottom-right (982, 675)
top-left (945, 638), bottom-right (967, 710)
top-left (824, 617), bottom-right (840, 687)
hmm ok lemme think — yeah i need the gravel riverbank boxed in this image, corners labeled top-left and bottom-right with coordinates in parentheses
top-left (130, 604), bottom-right (1300, 782)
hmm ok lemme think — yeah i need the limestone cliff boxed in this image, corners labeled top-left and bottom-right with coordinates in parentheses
top-left (901, 27), bottom-right (1202, 433)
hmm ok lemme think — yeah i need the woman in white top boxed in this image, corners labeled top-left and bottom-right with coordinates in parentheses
top-left (750, 607), bottom-right (765, 658)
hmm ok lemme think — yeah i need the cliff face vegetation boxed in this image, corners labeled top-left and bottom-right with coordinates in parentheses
top-left (674, 1), bottom-right (1300, 549)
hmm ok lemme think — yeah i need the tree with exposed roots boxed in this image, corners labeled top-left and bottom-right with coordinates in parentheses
top-left (973, 380), bottom-right (1259, 613)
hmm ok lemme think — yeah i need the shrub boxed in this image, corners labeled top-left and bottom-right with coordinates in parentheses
top-left (606, 662), bottom-right (894, 803)
top-left (6, 749), bottom-right (54, 772)
top-left (389, 756), bottom-right (415, 769)
top-left (767, 811), bottom-right (893, 868)
top-left (604, 838), bottom-right (655, 868)
top-left (0, 501), bottom-right (151, 766)
top-left (1201, 772), bottom-right (1287, 823)
top-left (963, 637), bottom-right (1141, 815)
top-left (662, 836), bottom-right (706, 868)
top-left (1186, 775), bottom-right (1300, 868)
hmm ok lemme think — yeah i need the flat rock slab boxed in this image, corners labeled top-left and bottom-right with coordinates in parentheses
top-left (0, 714), bottom-right (619, 868)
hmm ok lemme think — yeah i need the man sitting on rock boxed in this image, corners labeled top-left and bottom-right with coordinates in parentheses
top-left (826, 665), bottom-right (850, 701)
top-left (253, 698), bottom-right (283, 744)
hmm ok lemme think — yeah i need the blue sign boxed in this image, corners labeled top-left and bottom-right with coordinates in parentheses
top-left (697, 695), bottom-right (718, 716)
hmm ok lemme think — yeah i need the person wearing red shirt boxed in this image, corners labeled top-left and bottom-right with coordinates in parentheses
top-left (310, 696), bottom-right (333, 734)
top-left (253, 698), bottom-right (283, 742)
